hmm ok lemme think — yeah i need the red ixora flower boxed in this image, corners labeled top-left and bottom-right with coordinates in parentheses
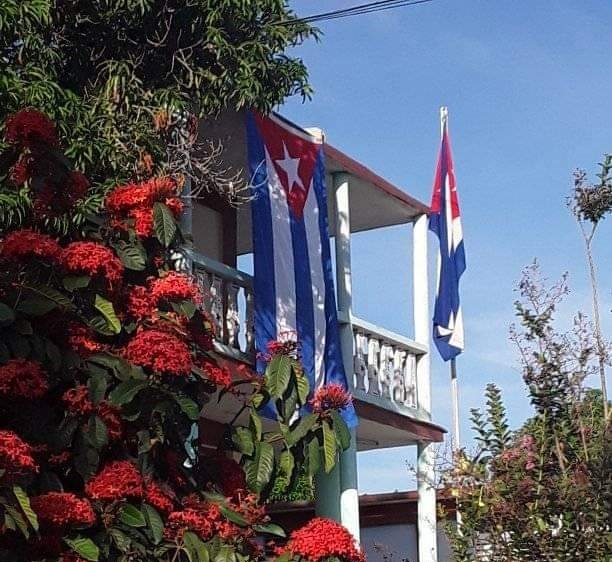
top-left (85, 460), bottom-right (144, 501)
top-left (30, 492), bottom-right (95, 528)
top-left (105, 177), bottom-right (183, 238)
top-left (144, 479), bottom-right (175, 514)
top-left (0, 430), bottom-right (38, 480)
top-left (199, 359), bottom-right (232, 388)
top-left (309, 384), bottom-right (352, 414)
top-left (98, 402), bottom-right (124, 441)
top-left (124, 329), bottom-right (192, 376)
top-left (282, 518), bottom-right (364, 562)
top-left (4, 108), bottom-right (58, 148)
top-left (164, 501), bottom-right (242, 543)
top-left (0, 358), bottom-right (48, 400)
top-left (149, 271), bottom-right (202, 307)
top-left (66, 321), bottom-right (106, 357)
top-left (1, 229), bottom-right (62, 263)
top-left (62, 385), bottom-right (94, 416)
top-left (60, 242), bottom-right (124, 291)
top-left (258, 333), bottom-right (300, 362)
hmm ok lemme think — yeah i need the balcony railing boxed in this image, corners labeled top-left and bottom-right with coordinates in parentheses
top-left (190, 252), bottom-right (426, 418)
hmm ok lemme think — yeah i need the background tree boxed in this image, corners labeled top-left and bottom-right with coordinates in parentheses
top-left (0, 0), bottom-right (317, 229)
top-left (443, 263), bottom-right (610, 562)
top-left (568, 156), bottom-right (612, 420)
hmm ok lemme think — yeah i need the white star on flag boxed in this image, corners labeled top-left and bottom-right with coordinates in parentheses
top-left (275, 143), bottom-right (304, 192)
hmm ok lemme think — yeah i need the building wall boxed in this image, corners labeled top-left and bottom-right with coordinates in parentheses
top-left (361, 523), bottom-right (452, 562)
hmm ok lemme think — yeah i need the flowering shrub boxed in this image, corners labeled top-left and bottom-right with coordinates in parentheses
top-left (0, 110), bottom-right (359, 562)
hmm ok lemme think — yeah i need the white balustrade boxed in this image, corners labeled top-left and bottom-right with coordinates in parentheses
top-left (189, 251), bottom-right (255, 362)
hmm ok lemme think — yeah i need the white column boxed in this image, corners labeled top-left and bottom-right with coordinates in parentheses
top-left (412, 213), bottom-right (437, 562)
top-left (332, 171), bottom-right (361, 541)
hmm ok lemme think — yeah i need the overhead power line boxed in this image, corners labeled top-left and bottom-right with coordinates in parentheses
top-left (278, 0), bottom-right (434, 25)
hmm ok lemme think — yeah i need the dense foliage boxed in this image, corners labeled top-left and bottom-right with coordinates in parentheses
top-left (0, 110), bottom-right (361, 562)
top-left (444, 264), bottom-right (611, 561)
top-left (0, 0), bottom-right (317, 228)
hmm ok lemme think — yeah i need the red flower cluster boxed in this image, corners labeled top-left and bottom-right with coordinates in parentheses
top-left (164, 501), bottom-right (242, 543)
top-left (150, 272), bottom-right (202, 306)
top-left (0, 358), bottom-right (48, 400)
top-left (1, 229), bottom-right (61, 263)
top-left (85, 460), bottom-right (143, 501)
top-left (282, 518), bottom-right (364, 562)
top-left (98, 402), bottom-right (124, 441)
top-left (0, 430), bottom-right (38, 479)
top-left (60, 242), bottom-right (124, 291)
top-left (4, 109), bottom-right (58, 148)
top-left (66, 321), bottom-right (106, 357)
top-left (124, 329), bottom-right (192, 376)
top-left (126, 272), bottom-right (202, 322)
top-left (105, 177), bottom-right (183, 238)
top-left (30, 492), bottom-right (95, 528)
top-left (200, 359), bottom-right (232, 388)
top-left (62, 385), bottom-right (94, 416)
top-left (144, 480), bottom-right (175, 514)
top-left (310, 384), bottom-right (352, 414)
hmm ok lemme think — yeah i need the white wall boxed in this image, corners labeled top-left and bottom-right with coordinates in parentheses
top-left (361, 523), bottom-right (452, 562)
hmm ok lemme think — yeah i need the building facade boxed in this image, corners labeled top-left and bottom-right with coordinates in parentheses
top-left (188, 111), bottom-right (446, 562)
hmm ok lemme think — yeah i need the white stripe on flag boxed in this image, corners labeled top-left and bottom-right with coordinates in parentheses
top-left (265, 150), bottom-right (297, 336)
top-left (302, 181), bottom-right (327, 389)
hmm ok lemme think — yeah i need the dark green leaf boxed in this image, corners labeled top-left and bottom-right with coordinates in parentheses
top-left (173, 394), bottom-right (200, 421)
top-left (63, 275), bottom-right (91, 291)
top-left (153, 202), bottom-right (177, 247)
top-left (109, 380), bottom-right (147, 406)
top-left (245, 441), bottom-right (274, 493)
top-left (322, 420), bottom-right (337, 473)
top-left (87, 415), bottom-right (108, 448)
top-left (64, 536), bottom-right (100, 561)
top-left (253, 523), bottom-right (286, 537)
top-left (329, 410), bottom-right (351, 450)
top-left (287, 413), bottom-right (318, 446)
top-left (183, 531), bottom-right (210, 562)
top-left (88, 371), bottom-right (108, 406)
top-left (142, 504), bottom-right (164, 544)
top-left (119, 504), bottom-right (146, 527)
top-left (0, 302), bottom-right (15, 326)
top-left (94, 294), bottom-right (121, 334)
top-left (17, 296), bottom-right (58, 316)
top-left (219, 505), bottom-right (248, 526)
top-left (307, 436), bottom-right (321, 477)
top-left (265, 354), bottom-right (292, 398)
top-left (13, 486), bottom-right (38, 531)
top-left (232, 427), bottom-right (254, 456)
top-left (114, 243), bottom-right (146, 271)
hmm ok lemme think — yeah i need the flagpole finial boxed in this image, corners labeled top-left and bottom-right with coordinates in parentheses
top-left (440, 106), bottom-right (448, 138)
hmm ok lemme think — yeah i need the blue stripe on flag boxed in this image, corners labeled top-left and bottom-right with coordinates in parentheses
top-left (246, 112), bottom-right (277, 373)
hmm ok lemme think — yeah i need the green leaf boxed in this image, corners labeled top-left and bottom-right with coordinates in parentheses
top-left (22, 283), bottom-right (74, 311)
top-left (253, 523), bottom-right (286, 538)
top-left (64, 536), bottom-right (100, 561)
top-left (173, 393), bottom-right (200, 421)
top-left (94, 294), bottom-right (121, 335)
top-left (4, 505), bottom-right (29, 538)
top-left (287, 413), bottom-right (318, 446)
top-left (88, 371), bottom-right (107, 406)
top-left (13, 486), bottom-right (38, 531)
top-left (119, 504), bottom-right (146, 527)
top-left (232, 427), bottom-right (254, 456)
top-left (245, 441), bottom-right (274, 493)
top-left (329, 410), bottom-right (351, 450)
top-left (249, 412), bottom-right (263, 442)
top-left (153, 202), bottom-right (177, 247)
top-left (87, 415), bottom-right (108, 449)
top-left (295, 370), bottom-right (309, 405)
top-left (63, 275), bottom-right (91, 291)
top-left (279, 449), bottom-right (295, 483)
top-left (265, 354), bottom-right (292, 398)
top-left (109, 527), bottom-right (131, 552)
top-left (322, 420), bottom-right (337, 473)
top-left (307, 436), bottom-right (321, 477)
top-left (114, 243), bottom-right (146, 271)
top-left (142, 504), bottom-right (164, 545)
top-left (214, 545), bottom-right (236, 562)
top-left (0, 302), bottom-right (15, 326)
top-left (219, 505), bottom-right (248, 527)
top-left (109, 380), bottom-right (147, 406)
top-left (183, 531), bottom-right (209, 562)
top-left (45, 339), bottom-right (62, 371)
top-left (17, 296), bottom-right (58, 316)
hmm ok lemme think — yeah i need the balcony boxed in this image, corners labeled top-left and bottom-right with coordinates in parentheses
top-left (190, 249), bottom-right (443, 450)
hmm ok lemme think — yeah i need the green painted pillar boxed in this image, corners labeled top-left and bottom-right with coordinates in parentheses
top-left (314, 461), bottom-right (341, 521)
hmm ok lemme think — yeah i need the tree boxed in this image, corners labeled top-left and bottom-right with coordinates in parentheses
top-left (568, 156), bottom-right (612, 420)
top-left (0, 110), bottom-right (361, 562)
top-left (443, 263), bottom-right (610, 562)
top-left (0, 0), bottom-right (317, 228)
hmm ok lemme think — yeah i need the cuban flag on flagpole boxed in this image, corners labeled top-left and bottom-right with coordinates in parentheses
top-left (429, 108), bottom-right (466, 361)
top-left (246, 111), bottom-right (357, 428)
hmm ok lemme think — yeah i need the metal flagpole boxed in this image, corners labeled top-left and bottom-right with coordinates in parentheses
top-left (439, 106), bottom-right (461, 452)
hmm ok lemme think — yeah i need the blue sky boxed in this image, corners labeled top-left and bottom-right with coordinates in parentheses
top-left (282, 0), bottom-right (612, 493)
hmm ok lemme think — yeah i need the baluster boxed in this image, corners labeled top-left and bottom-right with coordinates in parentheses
top-left (208, 274), bottom-right (224, 342)
top-left (404, 353), bottom-right (417, 407)
top-left (392, 349), bottom-right (407, 404)
top-left (378, 342), bottom-right (392, 399)
top-left (244, 287), bottom-right (255, 355)
top-left (353, 331), bottom-right (367, 393)
top-left (366, 337), bottom-right (380, 396)
top-left (225, 282), bottom-right (240, 349)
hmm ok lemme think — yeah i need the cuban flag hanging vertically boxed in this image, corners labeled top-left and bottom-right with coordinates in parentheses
top-left (246, 112), bottom-right (357, 427)
top-left (429, 112), bottom-right (466, 361)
